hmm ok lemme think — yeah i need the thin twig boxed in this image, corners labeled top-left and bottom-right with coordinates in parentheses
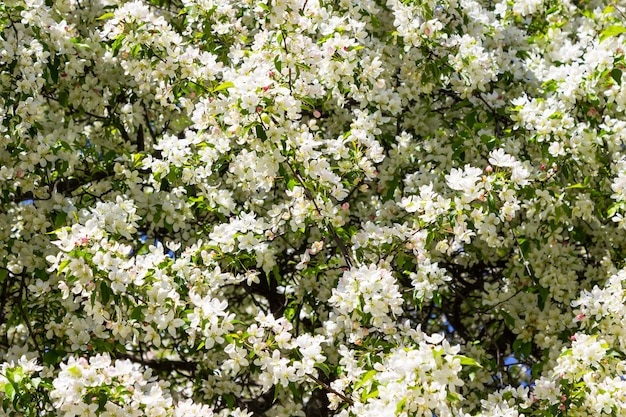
top-left (306, 373), bottom-right (354, 406)
top-left (475, 92), bottom-right (501, 139)
top-left (507, 222), bottom-right (535, 281)
top-left (18, 277), bottom-right (43, 360)
top-left (284, 160), bottom-right (353, 268)
top-left (141, 102), bottom-right (157, 142)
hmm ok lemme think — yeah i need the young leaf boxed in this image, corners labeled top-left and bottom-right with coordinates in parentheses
top-left (600, 25), bottom-right (626, 42)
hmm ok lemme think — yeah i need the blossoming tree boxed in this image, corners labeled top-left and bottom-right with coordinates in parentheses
top-left (2, 0), bottom-right (626, 415)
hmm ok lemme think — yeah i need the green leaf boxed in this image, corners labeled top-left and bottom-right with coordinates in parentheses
top-left (465, 110), bottom-right (477, 128)
top-left (57, 259), bottom-right (71, 274)
top-left (49, 59), bottom-right (59, 84)
top-left (611, 68), bottom-right (623, 85)
top-left (58, 91), bottom-right (69, 107)
top-left (130, 43), bottom-right (141, 57)
top-left (97, 392), bottom-right (108, 411)
top-left (43, 350), bottom-right (61, 366)
top-left (223, 393), bottom-right (235, 408)
top-left (3, 383), bottom-right (15, 402)
top-left (362, 389), bottom-right (379, 401)
top-left (603, 5), bottom-right (615, 14)
top-left (607, 202), bottom-right (623, 217)
top-left (274, 56), bottom-right (282, 73)
top-left (537, 286), bottom-right (548, 311)
top-left (600, 25), bottom-right (626, 42)
top-left (130, 306), bottom-right (145, 321)
top-left (100, 281), bottom-right (112, 305)
top-left (54, 211), bottom-right (67, 228)
top-left (288, 381), bottom-right (302, 402)
top-left (454, 355), bottom-right (483, 368)
top-left (513, 339), bottom-right (532, 359)
top-left (212, 81), bottom-right (234, 93)
top-left (96, 12), bottom-right (115, 20)
top-left (69, 38), bottom-right (92, 49)
top-left (287, 178), bottom-right (297, 191)
top-left (111, 35), bottom-right (125, 55)
top-left (395, 398), bottom-right (408, 413)
top-left (500, 310), bottom-right (516, 328)
top-left (433, 291), bottom-right (442, 307)
top-left (541, 79), bottom-right (558, 93)
top-left (447, 391), bottom-right (461, 402)
top-left (530, 361), bottom-right (544, 379)
top-left (255, 124), bottom-right (267, 141)
top-left (353, 370), bottom-right (376, 391)
top-left (385, 177), bottom-right (398, 200)
top-left (315, 362), bottom-right (331, 377)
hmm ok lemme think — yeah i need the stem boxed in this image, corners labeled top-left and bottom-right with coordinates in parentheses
top-left (18, 276), bottom-right (43, 360)
top-left (306, 373), bottom-right (354, 406)
top-left (284, 160), bottom-right (353, 268)
top-left (507, 222), bottom-right (535, 281)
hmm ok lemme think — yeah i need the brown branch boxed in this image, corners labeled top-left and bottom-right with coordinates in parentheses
top-left (54, 170), bottom-right (113, 195)
top-left (306, 373), bottom-right (354, 406)
top-left (238, 386), bottom-right (276, 416)
top-left (112, 351), bottom-right (197, 373)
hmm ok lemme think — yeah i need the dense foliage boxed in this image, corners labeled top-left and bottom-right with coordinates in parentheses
top-left (2, 0), bottom-right (626, 415)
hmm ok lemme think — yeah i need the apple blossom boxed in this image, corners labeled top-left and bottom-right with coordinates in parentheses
top-left (2, 0), bottom-right (626, 416)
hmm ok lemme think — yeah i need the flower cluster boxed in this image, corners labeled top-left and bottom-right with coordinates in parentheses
top-left (331, 330), bottom-right (468, 417)
top-left (3, 0), bottom-right (626, 415)
top-left (328, 265), bottom-right (404, 338)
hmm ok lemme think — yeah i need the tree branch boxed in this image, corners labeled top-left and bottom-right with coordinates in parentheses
top-left (306, 373), bottom-right (353, 406)
top-left (112, 351), bottom-right (197, 373)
